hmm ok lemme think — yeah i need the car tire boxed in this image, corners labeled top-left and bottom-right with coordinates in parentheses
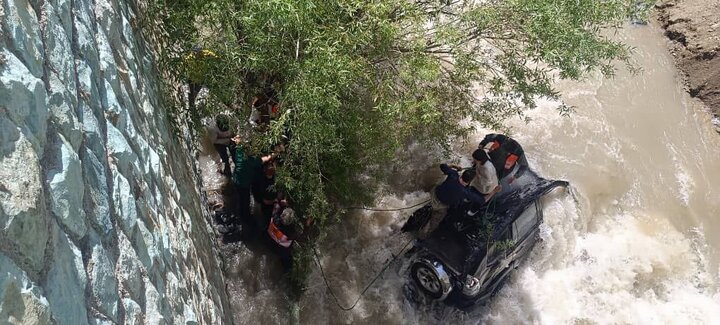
top-left (410, 261), bottom-right (445, 300)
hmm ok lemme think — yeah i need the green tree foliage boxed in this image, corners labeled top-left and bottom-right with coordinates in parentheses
top-left (144, 0), bottom-right (641, 232)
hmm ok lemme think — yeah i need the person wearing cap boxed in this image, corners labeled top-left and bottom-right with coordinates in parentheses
top-left (208, 114), bottom-right (234, 175)
top-left (478, 133), bottom-right (529, 183)
top-left (470, 149), bottom-right (502, 201)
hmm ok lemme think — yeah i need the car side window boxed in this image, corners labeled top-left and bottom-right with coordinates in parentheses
top-left (512, 202), bottom-right (538, 241)
top-left (487, 228), bottom-right (511, 264)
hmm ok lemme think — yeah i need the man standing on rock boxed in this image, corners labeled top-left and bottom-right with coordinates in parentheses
top-left (231, 136), bottom-right (276, 228)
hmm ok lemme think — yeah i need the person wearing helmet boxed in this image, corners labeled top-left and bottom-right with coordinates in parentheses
top-left (267, 201), bottom-right (302, 271)
top-left (478, 133), bottom-right (529, 184)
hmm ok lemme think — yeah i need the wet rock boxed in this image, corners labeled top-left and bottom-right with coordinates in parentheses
top-left (45, 228), bottom-right (88, 325)
top-left (46, 134), bottom-right (87, 238)
top-left (0, 254), bottom-right (51, 324)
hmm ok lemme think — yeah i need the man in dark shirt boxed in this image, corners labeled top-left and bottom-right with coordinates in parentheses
top-left (252, 163), bottom-right (278, 228)
top-left (478, 133), bottom-right (529, 184)
top-left (419, 164), bottom-right (492, 239)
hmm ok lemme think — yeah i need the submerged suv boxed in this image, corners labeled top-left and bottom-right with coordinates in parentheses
top-left (402, 170), bottom-right (568, 307)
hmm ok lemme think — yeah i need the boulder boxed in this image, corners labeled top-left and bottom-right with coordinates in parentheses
top-left (0, 254), bottom-right (51, 325)
top-left (0, 116), bottom-right (49, 276)
top-left (115, 231), bottom-right (144, 301)
top-left (81, 147), bottom-right (113, 237)
top-left (0, 49), bottom-right (48, 152)
top-left (111, 168), bottom-right (137, 235)
top-left (121, 298), bottom-right (143, 325)
top-left (45, 227), bottom-right (88, 325)
top-left (86, 233), bottom-right (119, 321)
top-left (46, 134), bottom-right (87, 238)
top-left (1, 0), bottom-right (44, 78)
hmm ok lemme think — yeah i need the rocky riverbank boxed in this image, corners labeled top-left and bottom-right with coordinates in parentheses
top-left (656, 0), bottom-right (720, 132)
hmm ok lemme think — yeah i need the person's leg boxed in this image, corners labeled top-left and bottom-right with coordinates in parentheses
top-left (261, 204), bottom-right (274, 233)
top-left (278, 246), bottom-right (293, 272)
top-left (236, 186), bottom-right (253, 227)
top-left (418, 188), bottom-right (448, 239)
top-left (214, 144), bottom-right (231, 175)
top-left (188, 82), bottom-right (201, 110)
top-left (418, 206), bottom-right (447, 239)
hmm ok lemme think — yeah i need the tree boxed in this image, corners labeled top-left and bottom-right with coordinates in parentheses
top-left (143, 0), bottom-right (644, 289)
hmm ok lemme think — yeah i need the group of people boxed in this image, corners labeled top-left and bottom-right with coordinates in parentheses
top-left (208, 112), bottom-right (305, 271)
top-left (419, 133), bottom-right (529, 239)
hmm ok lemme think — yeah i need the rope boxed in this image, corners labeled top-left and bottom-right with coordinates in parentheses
top-left (312, 237), bottom-right (415, 311)
top-left (344, 199), bottom-right (431, 212)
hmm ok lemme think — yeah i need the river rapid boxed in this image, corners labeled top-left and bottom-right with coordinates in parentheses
top-left (203, 23), bottom-right (720, 324)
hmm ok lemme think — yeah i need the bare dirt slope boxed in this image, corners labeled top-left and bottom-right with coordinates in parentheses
top-left (656, 0), bottom-right (720, 131)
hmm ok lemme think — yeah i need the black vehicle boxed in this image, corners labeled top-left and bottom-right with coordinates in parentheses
top-left (402, 169), bottom-right (568, 307)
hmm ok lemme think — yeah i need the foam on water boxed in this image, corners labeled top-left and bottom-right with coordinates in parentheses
top-left (483, 196), bottom-right (720, 324)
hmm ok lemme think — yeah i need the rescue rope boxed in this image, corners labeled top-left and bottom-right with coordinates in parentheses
top-left (312, 237), bottom-right (415, 311)
top-left (345, 199), bottom-right (431, 212)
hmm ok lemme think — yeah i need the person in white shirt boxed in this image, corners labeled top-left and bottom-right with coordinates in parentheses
top-left (470, 149), bottom-right (501, 201)
top-left (208, 115), bottom-right (234, 175)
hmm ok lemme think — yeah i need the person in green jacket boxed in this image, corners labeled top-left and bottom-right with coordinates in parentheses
top-left (231, 136), bottom-right (277, 227)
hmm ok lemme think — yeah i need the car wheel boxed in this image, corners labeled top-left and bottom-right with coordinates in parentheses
top-left (410, 260), bottom-right (451, 300)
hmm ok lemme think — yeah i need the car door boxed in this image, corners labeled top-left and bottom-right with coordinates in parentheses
top-left (508, 201), bottom-right (541, 267)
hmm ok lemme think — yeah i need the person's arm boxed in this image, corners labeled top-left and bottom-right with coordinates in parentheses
top-left (446, 164), bottom-right (463, 171)
top-left (508, 154), bottom-right (529, 183)
top-left (261, 152), bottom-right (279, 163)
top-left (514, 154), bottom-right (529, 178)
top-left (479, 134), bottom-right (503, 149)
top-left (215, 131), bottom-right (233, 145)
top-left (482, 185), bottom-right (502, 202)
top-left (464, 187), bottom-right (489, 205)
top-left (439, 163), bottom-right (459, 176)
top-left (208, 126), bottom-right (219, 144)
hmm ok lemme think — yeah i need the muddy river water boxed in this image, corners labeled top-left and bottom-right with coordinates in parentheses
top-left (201, 23), bottom-right (720, 324)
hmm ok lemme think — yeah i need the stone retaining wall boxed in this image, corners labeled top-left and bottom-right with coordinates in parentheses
top-left (0, 0), bottom-right (232, 323)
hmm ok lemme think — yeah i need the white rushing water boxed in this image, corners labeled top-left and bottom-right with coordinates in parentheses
top-left (214, 23), bottom-right (720, 324)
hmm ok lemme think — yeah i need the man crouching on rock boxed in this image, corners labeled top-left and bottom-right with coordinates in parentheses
top-left (419, 164), bottom-right (496, 239)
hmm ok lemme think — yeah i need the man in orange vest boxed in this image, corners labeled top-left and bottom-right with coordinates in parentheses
top-left (478, 134), bottom-right (529, 184)
top-left (267, 200), bottom-right (302, 271)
